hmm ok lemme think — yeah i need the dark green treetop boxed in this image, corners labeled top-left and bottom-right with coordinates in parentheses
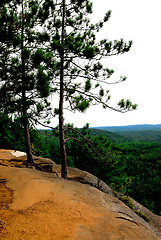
top-left (0, 0), bottom-right (51, 118)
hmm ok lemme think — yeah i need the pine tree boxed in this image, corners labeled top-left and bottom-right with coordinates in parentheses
top-left (43, 0), bottom-right (137, 178)
top-left (0, 0), bottom-right (51, 163)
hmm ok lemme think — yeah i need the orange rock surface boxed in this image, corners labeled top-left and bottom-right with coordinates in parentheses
top-left (0, 150), bottom-right (161, 240)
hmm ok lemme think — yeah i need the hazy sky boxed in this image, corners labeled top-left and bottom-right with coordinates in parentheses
top-left (53, 0), bottom-right (161, 128)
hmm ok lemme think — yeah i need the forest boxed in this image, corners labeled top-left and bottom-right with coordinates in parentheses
top-left (0, 114), bottom-right (161, 216)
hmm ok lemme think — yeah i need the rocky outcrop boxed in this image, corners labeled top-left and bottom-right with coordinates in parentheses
top-left (0, 149), bottom-right (161, 240)
top-left (0, 149), bottom-right (55, 172)
top-left (116, 194), bottom-right (161, 234)
top-left (52, 164), bottom-right (114, 196)
top-left (0, 149), bottom-right (114, 195)
top-left (0, 165), bottom-right (161, 240)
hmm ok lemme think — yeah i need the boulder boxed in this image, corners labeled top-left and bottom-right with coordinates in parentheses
top-left (52, 165), bottom-right (114, 196)
top-left (0, 150), bottom-right (55, 172)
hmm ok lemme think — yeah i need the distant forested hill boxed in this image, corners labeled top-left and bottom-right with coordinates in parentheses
top-left (89, 128), bottom-right (129, 143)
top-left (92, 124), bottom-right (161, 132)
top-left (91, 124), bottom-right (161, 143)
top-left (40, 124), bottom-right (161, 143)
top-left (119, 130), bottom-right (161, 142)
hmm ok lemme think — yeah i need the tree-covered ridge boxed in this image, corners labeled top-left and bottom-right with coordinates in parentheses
top-left (91, 128), bottom-right (161, 143)
top-left (40, 128), bottom-right (129, 143)
top-left (89, 128), bottom-right (129, 142)
top-left (119, 130), bottom-right (161, 142)
top-left (93, 124), bottom-right (161, 132)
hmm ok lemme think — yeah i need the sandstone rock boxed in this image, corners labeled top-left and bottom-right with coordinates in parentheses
top-left (0, 150), bottom-right (161, 240)
top-left (0, 150), bottom-right (55, 172)
top-left (0, 165), bottom-right (161, 240)
top-left (121, 194), bottom-right (161, 234)
top-left (52, 165), bottom-right (114, 195)
top-left (68, 166), bottom-right (114, 196)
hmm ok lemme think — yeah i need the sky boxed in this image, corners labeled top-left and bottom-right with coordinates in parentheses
top-left (52, 0), bottom-right (161, 128)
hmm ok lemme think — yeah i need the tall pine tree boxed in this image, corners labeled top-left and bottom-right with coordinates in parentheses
top-left (42, 0), bottom-right (137, 178)
top-left (0, 0), bottom-right (51, 163)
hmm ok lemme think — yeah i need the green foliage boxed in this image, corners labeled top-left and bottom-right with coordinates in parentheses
top-left (85, 79), bottom-right (92, 91)
top-left (118, 99), bottom-right (137, 110)
top-left (0, 0), bottom-right (51, 117)
top-left (89, 128), bottom-right (128, 143)
top-left (30, 129), bottom-right (51, 158)
top-left (121, 130), bottom-right (161, 142)
top-left (0, 114), bottom-right (13, 149)
top-left (99, 89), bottom-right (104, 97)
top-left (0, 115), bottom-right (51, 157)
top-left (37, 65), bottom-right (50, 97)
top-left (76, 99), bottom-right (90, 112)
top-left (134, 210), bottom-right (150, 222)
top-left (118, 196), bottom-right (134, 209)
top-left (106, 142), bottom-right (161, 215)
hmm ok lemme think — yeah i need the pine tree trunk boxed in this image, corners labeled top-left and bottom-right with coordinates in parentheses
top-left (59, 0), bottom-right (67, 179)
top-left (21, 0), bottom-right (34, 164)
top-left (59, 111), bottom-right (67, 179)
top-left (11, 120), bottom-right (16, 152)
top-left (23, 109), bottom-right (34, 164)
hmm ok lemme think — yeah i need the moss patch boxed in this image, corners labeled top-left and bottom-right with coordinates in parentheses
top-left (117, 194), bottom-right (149, 223)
